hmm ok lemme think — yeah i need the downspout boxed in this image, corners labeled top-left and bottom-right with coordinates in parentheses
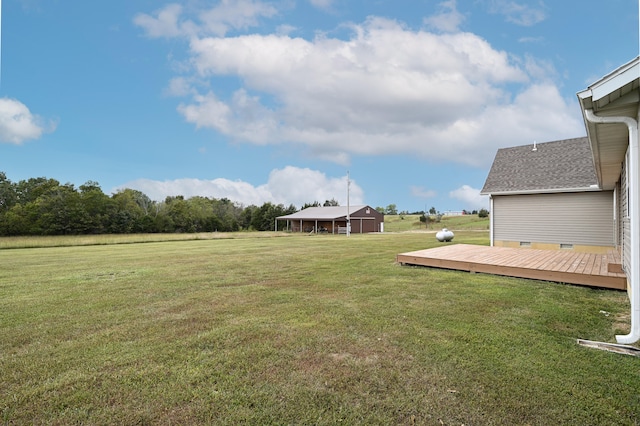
top-left (489, 196), bottom-right (494, 247)
top-left (584, 109), bottom-right (639, 344)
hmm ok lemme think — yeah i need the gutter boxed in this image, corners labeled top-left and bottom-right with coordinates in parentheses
top-left (584, 109), bottom-right (639, 344)
top-left (479, 186), bottom-right (602, 197)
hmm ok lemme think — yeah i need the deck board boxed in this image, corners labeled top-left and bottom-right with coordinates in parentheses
top-left (397, 244), bottom-right (627, 290)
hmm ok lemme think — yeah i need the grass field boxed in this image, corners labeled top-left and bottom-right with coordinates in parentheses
top-left (1, 231), bottom-right (639, 425)
top-left (384, 214), bottom-right (490, 232)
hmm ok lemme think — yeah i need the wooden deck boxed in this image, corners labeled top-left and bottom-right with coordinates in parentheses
top-left (397, 244), bottom-right (627, 290)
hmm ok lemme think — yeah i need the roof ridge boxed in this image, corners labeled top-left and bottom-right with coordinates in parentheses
top-left (482, 137), bottom-right (598, 194)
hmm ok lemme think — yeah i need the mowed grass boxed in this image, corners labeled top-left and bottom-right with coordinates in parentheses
top-left (0, 232), bottom-right (288, 250)
top-left (1, 232), bottom-right (638, 425)
top-left (384, 214), bottom-right (490, 232)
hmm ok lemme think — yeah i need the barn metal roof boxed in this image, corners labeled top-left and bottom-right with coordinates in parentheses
top-left (480, 137), bottom-right (599, 195)
top-left (277, 205), bottom-right (372, 220)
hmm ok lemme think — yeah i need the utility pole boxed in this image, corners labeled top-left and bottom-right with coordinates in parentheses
top-left (346, 171), bottom-right (350, 237)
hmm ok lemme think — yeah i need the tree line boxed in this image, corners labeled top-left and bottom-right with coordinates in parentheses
top-left (0, 172), bottom-right (307, 236)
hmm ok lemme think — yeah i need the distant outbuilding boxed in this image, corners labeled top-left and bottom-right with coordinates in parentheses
top-left (276, 205), bottom-right (384, 234)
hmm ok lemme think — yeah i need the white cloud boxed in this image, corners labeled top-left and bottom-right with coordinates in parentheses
top-left (177, 17), bottom-right (581, 166)
top-left (518, 36), bottom-right (543, 44)
top-left (199, 0), bottom-right (278, 36)
top-left (276, 24), bottom-right (297, 36)
top-left (0, 97), bottom-right (55, 144)
top-left (410, 186), bottom-right (437, 199)
top-left (424, 0), bottom-right (465, 33)
top-left (134, 4), bottom-right (184, 38)
top-left (449, 185), bottom-right (489, 210)
top-left (134, 0), bottom-right (277, 38)
top-left (113, 166), bottom-right (363, 207)
top-left (138, 5), bottom-right (583, 168)
top-left (487, 0), bottom-right (547, 26)
top-left (164, 77), bottom-right (194, 97)
top-left (521, 55), bottom-right (557, 81)
top-left (177, 92), bottom-right (234, 133)
top-left (309, 0), bottom-right (334, 11)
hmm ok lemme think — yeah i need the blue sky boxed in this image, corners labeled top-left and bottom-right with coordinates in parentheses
top-left (0, 0), bottom-right (637, 212)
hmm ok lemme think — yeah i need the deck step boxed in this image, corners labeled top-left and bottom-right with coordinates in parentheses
top-left (608, 263), bottom-right (624, 274)
top-left (606, 249), bottom-right (624, 274)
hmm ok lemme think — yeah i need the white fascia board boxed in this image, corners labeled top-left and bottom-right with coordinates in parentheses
top-left (481, 186), bottom-right (602, 196)
top-left (577, 88), bottom-right (592, 100)
top-left (589, 59), bottom-right (639, 103)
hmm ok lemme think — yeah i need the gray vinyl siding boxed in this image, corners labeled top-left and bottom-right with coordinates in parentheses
top-left (493, 191), bottom-right (614, 246)
top-left (621, 157), bottom-right (631, 274)
top-left (623, 219), bottom-right (631, 273)
top-left (616, 180), bottom-right (622, 247)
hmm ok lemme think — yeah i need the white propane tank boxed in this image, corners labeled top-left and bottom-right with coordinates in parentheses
top-left (436, 228), bottom-right (454, 242)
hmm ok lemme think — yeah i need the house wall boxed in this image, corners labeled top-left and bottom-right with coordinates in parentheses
top-left (621, 149), bottom-right (632, 276)
top-left (616, 179), bottom-right (622, 247)
top-left (493, 191), bottom-right (615, 252)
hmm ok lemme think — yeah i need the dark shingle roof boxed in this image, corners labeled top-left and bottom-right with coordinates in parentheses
top-left (481, 137), bottom-right (599, 194)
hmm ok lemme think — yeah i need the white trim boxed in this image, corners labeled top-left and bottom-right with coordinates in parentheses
top-left (577, 57), bottom-right (640, 102)
top-left (591, 63), bottom-right (639, 102)
top-left (480, 186), bottom-right (601, 197)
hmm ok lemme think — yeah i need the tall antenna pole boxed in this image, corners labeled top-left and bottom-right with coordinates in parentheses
top-left (1, 0), bottom-right (3, 88)
top-left (346, 170), bottom-right (350, 237)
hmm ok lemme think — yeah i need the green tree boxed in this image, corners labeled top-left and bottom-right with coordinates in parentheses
top-left (0, 172), bottom-right (16, 212)
top-left (301, 201), bottom-right (320, 209)
top-left (385, 204), bottom-right (398, 215)
top-left (478, 208), bottom-right (489, 218)
top-left (240, 205), bottom-right (258, 230)
top-left (419, 213), bottom-right (433, 229)
top-left (111, 189), bottom-right (148, 233)
top-left (163, 196), bottom-right (195, 233)
top-left (0, 204), bottom-right (30, 235)
top-left (36, 183), bottom-right (88, 235)
top-left (211, 197), bottom-right (242, 231)
top-left (79, 181), bottom-right (113, 234)
top-left (14, 177), bottom-right (61, 205)
top-left (251, 202), bottom-right (293, 231)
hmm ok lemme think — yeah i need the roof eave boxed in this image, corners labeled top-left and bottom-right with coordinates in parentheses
top-left (581, 57), bottom-right (640, 104)
top-left (481, 186), bottom-right (602, 196)
top-left (577, 57), bottom-right (640, 189)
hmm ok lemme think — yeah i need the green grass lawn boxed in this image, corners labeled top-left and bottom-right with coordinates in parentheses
top-left (384, 214), bottom-right (490, 232)
top-left (1, 232), bottom-right (638, 425)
